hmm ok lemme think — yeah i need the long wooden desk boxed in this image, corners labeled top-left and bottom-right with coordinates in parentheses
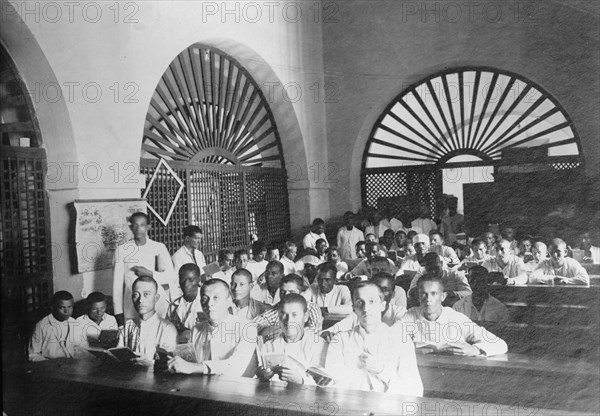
top-left (3, 358), bottom-right (593, 416)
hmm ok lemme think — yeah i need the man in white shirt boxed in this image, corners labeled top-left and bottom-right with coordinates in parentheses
top-left (113, 212), bottom-right (176, 325)
top-left (250, 260), bottom-right (283, 306)
top-left (399, 274), bottom-right (507, 357)
top-left (230, 268), bottom-right (269, 320)
top-left (166, 264), bottom-right (203, 342)
top-left (322, 272), bottom-right (407, 339)
top-left (280, 241), bottom-right (299, 275)
top-left (411, 204), bottom-right (437, 236)
top-left (234, 249), bottom-right (250, 271)
top-left (205, 249), bottom-right (235, 283)
top-left (29, 291), bottom-right (79, 361)
top-left (326, 246), bottom-right (348, 278)
top-left (397, 233), bottom-right (430, 276)
top-left (75, 291), bottom-right (118, 347)
top-left (452, 266), bottom-right (509, 323)
top-left (337, 211), bottom-right (365, 260)
top-left (303, 218), bottom-right (328, 250)
top-left (365, 211), bottom-right (390, 241)
top-left (484, 232), bottom-right (498, 257)
top-left (246, 241), bottom-right (269, 282)
top-left (118, 276), bottom-right (177, 365)
top-left (256, 293), bottom-right (327, 385)
top-left (481, 239), bottom-right (528, 285)
top-left (429, 231), bottom-right (460, 265)
top-left (171, 225), bottom-right (206, 283)
top-left (529, 238), bottom-right (590, 286)
top-left (349, 242), bottom-right (395, 279)
top-left (407, 253), bottom-right (472, 306)
top-left (325, 282), bottom-right (423, 396)
top-left (167, 279), bottom-right (258, 377)
top-left (306, 262), bottom-right (352, 315)
top-left (459, 238), bottom-right (490, 270)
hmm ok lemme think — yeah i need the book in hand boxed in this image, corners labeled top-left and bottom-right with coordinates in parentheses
top-left (94, 329), bottom-right (119, 349)
top-left (414, 341), bottom-right (454, 355)
top-left (85, 346), bottom-right (138, 362)
top-left (306, 365), bottom-right (334, 387)
top-left (203, 262), bottom-right (221, 277)
top-left (260, 353), bottom-right (333, 386)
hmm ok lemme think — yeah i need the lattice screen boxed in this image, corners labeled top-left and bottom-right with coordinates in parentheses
top-left (1, 148), bottom-right (52, 316)
top-left (361, 168), bottom-right (442, 224)
top-left (142, 160), bottom-right (290, 261)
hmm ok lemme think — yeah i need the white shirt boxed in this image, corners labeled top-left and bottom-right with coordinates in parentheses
top-left (250, 283), bottom-right (280, 306)
top-left (326, 323), bottom-right (423, 396)
top-left (306, 284), bottom-right (352, 314)
top-left (75, 313), bottom-right (118, 347)
top-left (172, 245), bottom-right (206, 276)
top-left (329, 303), bottom-right (407, 334)
top-left (118, 313), bottom-right (177, 361)
top-left (388, 218), bottom-right (404, 233)
top-left (167, 289), bottom-right (203, 330)
top-left (482, 256), bottom-right (528, 285)
top-left (191, 314), bottom-right (258, 377)
top-left (303, 231), bottom-right (328, 250)
top-left (112, 238), bottom-right (175, 319)
top-left (280, 256), bottom-right (298, 275)
top-left (337, 226), bottom-right (365, 260)
top-left (528, 258), bottom-right (590, 286)
top-left (410, 218), bottom-right (437, 235)
top-left (245, 259), bottom-right (268, 282)
top-left (206, 262), bottom-right (234, 283)
top-left (29, 314), bottom-right (79, 361)
top-left (452, 295), bottom-right (509, 323)
top-left (399, 306), bottom-right (508, 356)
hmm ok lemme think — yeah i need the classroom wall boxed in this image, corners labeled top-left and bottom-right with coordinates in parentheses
top-left (322, 0), bottom-right (600, 216)
top-left (1, 0), bottom-right (329, 299)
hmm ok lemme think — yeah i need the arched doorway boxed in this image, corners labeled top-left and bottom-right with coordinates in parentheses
top-left (141, 44), bottom-right (290, 258)
top-left (0, 44), bottom-right (53, 361)
top-left (361, 67), bottom-right (584, 238)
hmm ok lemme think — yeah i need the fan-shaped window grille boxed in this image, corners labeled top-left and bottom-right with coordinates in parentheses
top-left (143, 45), bottom-right (284, 168)
top-left (364, 68), bottom-right (582, 168)
top-left (141, 45), bottom-right (290, 257)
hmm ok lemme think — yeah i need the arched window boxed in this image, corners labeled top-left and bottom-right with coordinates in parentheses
top-left (141, 44), bottom-right (290, 257)
top-left (362, 67), bottom-right (584, 235)
top-left (1, 44), bottom-right (53, 355)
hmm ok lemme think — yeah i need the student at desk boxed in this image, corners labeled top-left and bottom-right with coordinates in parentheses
top-left (481, 239), bottom-right (528, 285)
top-left (29, 291), bottom-right (79, 361)
top-left (407, 253), bottom-right (471, 307)
top-left (452, 266), bottom-right (509, 323)
top-left (167, 279), bottom-right (258, 377)
top-left (118, 276), bottom-right (177, 365)
top-left (306, 262), bottom-right (353, 315)
top-left (166, 264), bottom-right (203, 341)
top-left (230, 268), bottom-right (269, 320)
top-left (399, 274), bottom-right (507, 357)
top-left (256, 293), bottom-right (326, 385)
top-left (429, 231), bottom-right (460, 265)
top-left (75, 291), bottom-right (118, 347)
top-left (397, 233), bottom-right (430, 276)
top-left (459, 238), bottom-right (490, 270)
top-left (325, 282), bottom-right (423, 396)
top-left (529, 238), bottom-right (590, 286)
top-left (348, 242), bottom-right (395, 279)
top-left (250, 260), bottom-right (283, 306)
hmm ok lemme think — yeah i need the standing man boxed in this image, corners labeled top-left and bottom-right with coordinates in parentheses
top-left (172, 225), bottom-right (206, 280)
top-left (303, 218), bottom-right (328, 250)
top-left (440, 197), bottom-right (464, 244)
top-left (337, 211), bottom-right (365, 260)
top-left (113, 212), bottom-right (176, 325)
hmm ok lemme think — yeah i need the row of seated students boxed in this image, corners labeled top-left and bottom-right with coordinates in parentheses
top-left (28, 210), bottom-right (588, 395)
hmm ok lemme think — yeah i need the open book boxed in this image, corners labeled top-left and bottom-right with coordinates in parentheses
top-left (88, 329), bottom-right (119, 349)
top-left (85, 346), bottom-right (138, 362)
top-left (260, 352), bottom-right (333, 386)
top-left (414, 341), bottom-right (454, 355)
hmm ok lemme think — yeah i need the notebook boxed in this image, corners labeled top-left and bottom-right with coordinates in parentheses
top-left (85, 346), bottom-right (138, 362)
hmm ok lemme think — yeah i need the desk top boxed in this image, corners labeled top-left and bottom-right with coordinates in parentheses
top-left (4, 359), bottom-right (591, 416)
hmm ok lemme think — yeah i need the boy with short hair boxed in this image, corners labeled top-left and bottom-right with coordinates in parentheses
top-left (29, 291), bottom-right (78, 361)
top-left (166, 263), bottom-right (203, 339)
top-left (256, 293), bottom-right (327, 385)
top-left (75, 291), bottom-right (118, 347)
top-left (230, 268), bottom-right (269, 320)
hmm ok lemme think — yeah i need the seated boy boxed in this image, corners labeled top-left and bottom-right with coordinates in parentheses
top-left (325, 282), bottom-right (423, 396)
top-left (481, 239), bottom-right (528, 285)
top-left (459, 238), bottom-right (490, 270)
top-left (452, 266), bottom-right (509, 323)
top-left (166, 263), bottom-right (203, 341)
top-left (306, 263), bottom-right (353, 315)
top-left (250, 260), bottom-right (283, 306)
top-left (322, 272), bottom-right (407, 339)
top-left (256, 293), bottom-right (326, 385)
top-left (75, 291), bottom-right (118, 347)
top-left (118, 276), bottom-right (177, 365)
top-left (167, 279), bottom-right (258, 377)
top-left (399, 274), bottom-right (507, 356)
top-left (429, 231), bottom-right (460, 265)
top-left (230, 268), bottom-right (269, 320)
top-left (529, 238), bottom-right (590, 286)
top-left (29, 291), bottom-right (78, 361)
top-left (348, 242), bottom-right (395, 279)
top-left (254, 274), bottom-right (323, 335)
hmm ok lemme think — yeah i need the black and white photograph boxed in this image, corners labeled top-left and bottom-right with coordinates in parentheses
top-left (1, 0), bottom-right (598, 414)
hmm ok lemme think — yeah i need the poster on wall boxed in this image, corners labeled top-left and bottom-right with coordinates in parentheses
top-left (74, 199), bottom-right (147, 273)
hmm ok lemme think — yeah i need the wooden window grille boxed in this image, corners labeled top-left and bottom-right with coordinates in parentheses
top-left (141, 44), bottom-right (290, 258)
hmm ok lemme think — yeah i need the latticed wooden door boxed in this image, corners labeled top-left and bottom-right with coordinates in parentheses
top-left (141, 44), bottom-right (290, 258)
